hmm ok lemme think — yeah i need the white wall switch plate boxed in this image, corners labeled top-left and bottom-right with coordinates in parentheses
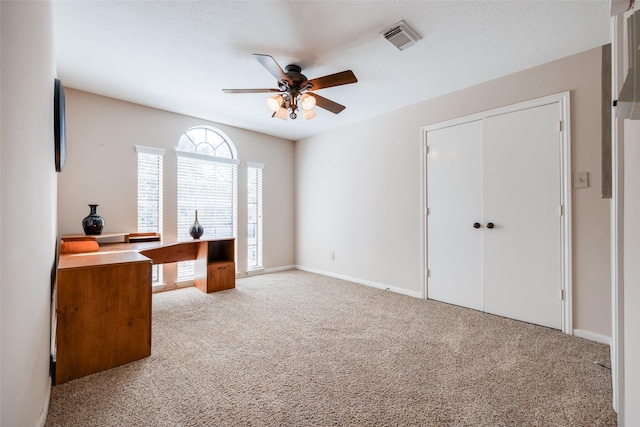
top-left (573, 172), bottom-right (589, 188)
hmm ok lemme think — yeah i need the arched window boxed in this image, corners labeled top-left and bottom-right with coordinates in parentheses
top-left (176, 126), bottom-right (238, 281)
top-left (177, 126), bottom-right (238, 158)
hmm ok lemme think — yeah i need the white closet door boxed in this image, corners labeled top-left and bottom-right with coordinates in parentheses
top-left (482, 103), bottom-right (562, 329)
top-left (427, 120), bottom-right (484, 311)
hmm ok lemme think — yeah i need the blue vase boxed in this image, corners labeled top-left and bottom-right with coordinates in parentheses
top-left (189, 210), bottom-right (204, 239)
top-left (82, 204), bottom-right (104, 235)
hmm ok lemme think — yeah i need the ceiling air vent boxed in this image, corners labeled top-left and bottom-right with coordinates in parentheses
top-left (382, 20), bottom-right (422, 51)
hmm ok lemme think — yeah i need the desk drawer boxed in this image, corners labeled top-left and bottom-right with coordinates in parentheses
top-left (206, 261), bottom-right (235, 292)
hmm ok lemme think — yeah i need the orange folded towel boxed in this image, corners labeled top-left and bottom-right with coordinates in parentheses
top-left (60, 240), bottom-right (99, 254)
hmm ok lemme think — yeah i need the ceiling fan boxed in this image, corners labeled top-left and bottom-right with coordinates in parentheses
top-left (222, 54), bottom-right (358, 120)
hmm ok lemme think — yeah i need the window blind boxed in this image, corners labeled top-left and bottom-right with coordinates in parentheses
top-left (177, 154), bottom-right (237, 281)
top-left (137, 148), bottom-right (164, 233)
top-left (136, 145), bottom-right (164, 283)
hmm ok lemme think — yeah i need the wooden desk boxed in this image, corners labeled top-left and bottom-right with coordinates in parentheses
top-left (65, 237), bottom-right (236, 293)
top-left (56, 251), bottom-right (152, 384)
top-left (55, 238), bottom-right (235, 384)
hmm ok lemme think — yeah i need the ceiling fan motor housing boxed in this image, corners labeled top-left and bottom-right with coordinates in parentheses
top-left (284, 64), bottom-right (309, 88)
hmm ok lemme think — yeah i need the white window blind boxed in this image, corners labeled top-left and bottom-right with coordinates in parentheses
top-left (136, 145), bottom-right (164, 283)
top-left (176, 127), bottom-right (238, 282)
top-left (247, 163), bottom-right (264, 270)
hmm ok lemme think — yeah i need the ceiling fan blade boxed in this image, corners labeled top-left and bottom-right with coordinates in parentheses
top-left (309, 93), bottom-right (346, 114)
top-left (222, 88), bottom-right (281, 94)
top-left (306, 70), bottom-right (357, 91)
top-left (254, 54), bottom-right (291, 84)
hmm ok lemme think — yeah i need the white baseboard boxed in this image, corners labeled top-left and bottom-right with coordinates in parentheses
top-left (573, 329), bottom-right (611, 345)
top-left (264, 265), bottom-right (297, 274)
top-left (37, 377), bottom-right (52, 427)
top-left (294, 265), bottom-right (423, 299)
top-left (236, 265), bottom-right (296, 279)
top-left (237, 265), bottom-right (297, 278)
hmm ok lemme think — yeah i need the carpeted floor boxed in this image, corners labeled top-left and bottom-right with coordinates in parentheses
top-left (46, 270), bottom-right (617, 426)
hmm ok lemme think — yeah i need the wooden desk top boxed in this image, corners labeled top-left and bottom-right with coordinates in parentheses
top-left (59, 238), bottom-right (235, 269)
top-left (93, 238), bottom-right (210, 252)
top-left (58, 251), bottom-right (150, 270)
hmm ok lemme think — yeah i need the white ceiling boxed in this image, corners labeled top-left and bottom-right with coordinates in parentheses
top-left (52, 1), bottom-right (611, 141)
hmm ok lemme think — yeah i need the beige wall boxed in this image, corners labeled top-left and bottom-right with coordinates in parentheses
top-left (1, 1), bottom-right (57, 425)
top-left (296, 46), bottom-right (611, 338)
top-left (58, 89), bottom-right (295, 279)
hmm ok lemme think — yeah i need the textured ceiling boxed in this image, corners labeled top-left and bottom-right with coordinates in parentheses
top-left (53, 1), bottom-right (611, 141)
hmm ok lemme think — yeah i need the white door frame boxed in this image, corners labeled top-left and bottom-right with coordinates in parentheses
top-left (610, 12), bottom-right (625, 418)
top-left (420, 92), bottom-right (573, 334)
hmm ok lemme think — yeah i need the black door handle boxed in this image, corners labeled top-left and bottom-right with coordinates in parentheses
top-left (473, 222), bottom-right (481, 229)
top-left (486, 222), bottom-right (495, 229)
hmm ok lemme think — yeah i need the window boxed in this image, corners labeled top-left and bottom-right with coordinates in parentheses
top-left (136, 145), bottom-right (165, 283)
top-left (247, 163), bottom-right (264, 270)
top-left (176, 127), bottom-right (238, 282)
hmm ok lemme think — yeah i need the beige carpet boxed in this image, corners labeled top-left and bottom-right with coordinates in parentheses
top-left (46, 270), bottom-right (616, 426)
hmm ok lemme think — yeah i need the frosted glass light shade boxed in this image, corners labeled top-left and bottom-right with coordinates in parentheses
top-left (274, 107), bottom-right (289, 120)
top-left (303, 109), bottom-right (317, 120)
top-left (300, 93), bottom-right (316, 111)
top-left (267, 95), bottom-right (284, 112)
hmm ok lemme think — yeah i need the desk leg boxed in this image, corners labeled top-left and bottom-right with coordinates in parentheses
top-left (193, 241), bottom-right (208, 293)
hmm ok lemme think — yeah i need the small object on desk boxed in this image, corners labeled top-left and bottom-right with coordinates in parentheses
top-left (125, 232), bottom-right (161, 243)
top-left (189, 210), bottom-right (204, 239)
top-left (62, 232), bottom-right (128, 244)
top-left (82, 204), bottom-right (105, 235)
top-left (60, 236), bottom-right (96, 242)
top-left (60, 239), bottom-right (99, 254)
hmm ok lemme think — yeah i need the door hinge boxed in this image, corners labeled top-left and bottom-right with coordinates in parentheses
top-left (559, 204), bottom-right (564, 216)
top-left (560, 289), bottom-right (565, 300)
top-left (426, 268), bottom-right (430, 277)
top-left (426, 207), bottom-right (430, 216)
top-left (558, 121), bottom-right (563, 132)
top-left (426, 146), bottom-right (430, 154)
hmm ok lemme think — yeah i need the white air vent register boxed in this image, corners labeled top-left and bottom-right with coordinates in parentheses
top-left (382, 21), bottom-right (422, 51)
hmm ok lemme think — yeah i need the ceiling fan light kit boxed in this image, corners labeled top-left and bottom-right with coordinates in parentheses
top-left (267, 94), bottom-right (284, 112)
top-left (223, 54), bottom-right (357, 121)
top-left (273, 106), bottom-right (289, 121)
top-left (303, 109), bottom-right (317, 121)
top-left (300, 93), bottom-right (316, 111)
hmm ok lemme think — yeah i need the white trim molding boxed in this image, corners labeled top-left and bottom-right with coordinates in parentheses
top-left (175, 150), bottom-right (241, 165)
top-left (573, 329), bottom-right (612, 346)
top-left (611, 11), bottom-right (626, 418)
top-left (135, 145), bottom-right (166, 156)
top-left (264, 265), bottom-right (297, 274)
top-left (235, 265), bottom-right (297, 278)
top-left (36, 378), bottom-right (51, 427)
top-left (246, 161), bottom-right (265, 169)
top-left (295, 265), bottom-right (423, 299)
